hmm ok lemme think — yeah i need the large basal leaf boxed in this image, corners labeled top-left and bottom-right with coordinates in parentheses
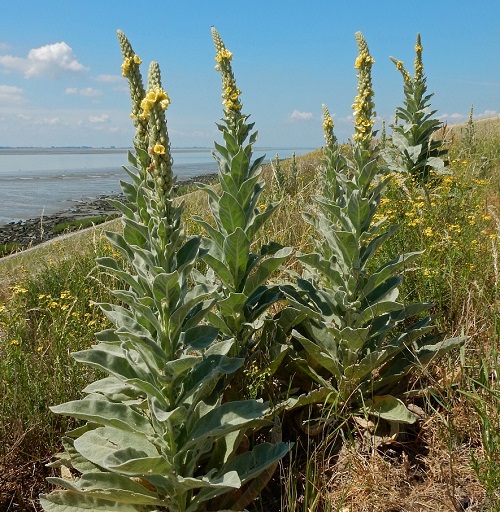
top-left (364, 395), bottom-right (417, 424)
top-left (47, 472), bottom-right (162, 505)
top-left (73, 427), bottom-right (159, 470)
top-left (40, 491), bottom-right (143, 512)
top-left (50, 399), bottom-right (153, 436)
top-left (73, 348), bottom-right (143, 384)
top-left (105, 449), bottom-right (173, 476)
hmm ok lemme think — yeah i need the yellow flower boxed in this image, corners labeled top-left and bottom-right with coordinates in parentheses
top-left (133, 54), bottom-right (142, 65)
top-left (423, 227), bottom-right (433, 237)
top-left (153, 144), bottom-right (166, 155)
top-left (215, 48), bottom-right (233, 63)
top-left (10, 339), bottom-right (20, 346)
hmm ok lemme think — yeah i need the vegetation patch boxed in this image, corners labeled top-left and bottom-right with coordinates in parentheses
top-left (0, 28), bottom-right (498, 512)
top-left (52, 214), bottom-right (120, 234)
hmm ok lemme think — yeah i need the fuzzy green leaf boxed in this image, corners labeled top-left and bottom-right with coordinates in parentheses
top-left (73, 427), bottom-right (159, 471)
top-left (50, 399), bottom-right (153, 436)
top-left (219, 192), bottom-right (246, 233)
top-left (223, 228), bottom-right (250, 290)
top-left (364, 395), bottom-right (417, 424)
top-left (185, 401), bottom-right (271, 451)
top-left (40, 492), bottom-right (142, 511)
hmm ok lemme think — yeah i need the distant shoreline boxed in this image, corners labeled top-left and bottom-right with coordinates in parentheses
top-left (0, 172), bottom-right (217, 251)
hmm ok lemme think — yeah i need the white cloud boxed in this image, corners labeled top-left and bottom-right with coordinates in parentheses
top-left (440, 109), bottom-right (499, 123)
top-left (477, 109), bottom-right (498, 119)
top-left (31, 116), bottom-right (61, 126)
top-left (65, 86), bottom-right (102, 97)
top-left (89, 114), bottom-right (110, 123)
top-left (0, 42), bottom-right (87, 78)
top-left (0, 84), bottom-right (25, 104)
top-left (439, 112), bottom-right (467, 122)
top-left (288, 110), bottom-right (314, 122)
top-left (95, 74), bottom-right (122, 83)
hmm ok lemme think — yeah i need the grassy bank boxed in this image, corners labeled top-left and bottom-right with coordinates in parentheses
top-left (1, 129), bottom-right (499, 511)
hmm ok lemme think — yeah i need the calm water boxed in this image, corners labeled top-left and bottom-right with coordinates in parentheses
top-left (0, 147), bottom-right (309, 224)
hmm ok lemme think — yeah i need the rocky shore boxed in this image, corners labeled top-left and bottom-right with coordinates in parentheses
top-left (0, 173), bottom-right (217, 251)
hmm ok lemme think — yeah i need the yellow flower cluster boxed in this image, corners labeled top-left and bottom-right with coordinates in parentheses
top-left (212, 27), bottom-right (243, 118)
top-left (121, 54), bottom-right (142, 77)
top-left (215, 48), bottom-right (233, 63)
top-left (222, 82), bottom-right (243, 114)
top-left (352, 32), bottom-right (376, 147)
top-left (414, 34), bottom-right (424, 82)
top-left (322, 104), bottom-right (336, 148)
top-left (139, 87), bottom-right (170, 120)
top-left (117, 31), bottom-right (148, 154)
top-left (391, 58), bottom-right (412, 83)
top-left (354, 52), bottom-right (375, 70)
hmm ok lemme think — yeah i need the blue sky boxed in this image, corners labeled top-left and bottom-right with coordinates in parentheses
top-left (0, 1), bottom-right (498, 148)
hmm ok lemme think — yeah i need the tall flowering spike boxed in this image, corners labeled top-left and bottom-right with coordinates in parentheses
top-left (117, 30), bottom-right (148, 153)
top-left (390, 56), bottom-right (412, 84)
top-left (414, 33), bottom-right (424, 83)
top-left (322, 104), bottom-right (336, 149)
top-left (352, 32), bottom-right (376, 149)
top-left (211, 27), bottom-right (243, 125)
top-left (142, 61), bottom-right (173, 208)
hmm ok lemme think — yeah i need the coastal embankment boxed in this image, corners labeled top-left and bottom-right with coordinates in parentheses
top-left (0, 173), bottom-right (217, 252)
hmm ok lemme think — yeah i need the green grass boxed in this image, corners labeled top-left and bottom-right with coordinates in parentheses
top-left (51, 214), bottom-right (120, 234)
top-left (0, 132), bottom-right (499, 510)
top-left (0, 242), bottom-right (22, 258)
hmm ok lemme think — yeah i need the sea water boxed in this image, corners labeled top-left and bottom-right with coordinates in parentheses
top-left (0, 147), bottom-right (309, 224)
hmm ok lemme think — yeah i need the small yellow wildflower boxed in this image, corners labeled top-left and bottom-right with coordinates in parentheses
top-left (153, 144), bottom-right (166, 155)
top-left (423, 227), bottom-right (433, 237)
top-left (12, 285), bottom-right (28, 295)
top-left (0, 305), bottom-right (5, 313)
top-left (215, 48), bottom-right (233, 63)
top-left (489, 234), bottom-right (497, 240)
top-left (10, 339), bottom-right (20, 346)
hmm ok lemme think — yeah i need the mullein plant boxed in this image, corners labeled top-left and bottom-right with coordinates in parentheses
top-left (40, 30), bottom-right (289, 512)
top-left (385, 33), bottom-right (448, 185)
top-left (194, 28), bottom-right (292, 354)
top-left (285, 32), bottom-right (464, 424)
